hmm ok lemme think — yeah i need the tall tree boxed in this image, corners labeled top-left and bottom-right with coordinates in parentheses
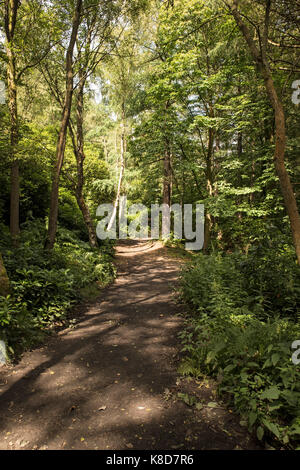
top-left (101, 28), bottom-right (142, 231)
top-left (107, 100), bottom-right (126, 231)
top-left (69, 3), bottom-right (121, 247)
top-left (226, 0), bottom-right (300, 264)
top-left (4, 0), bottom-right (20, 244)
top-left (45, 0), bottom-right (83, 250)
top-left (41, 1), bottom-right (122, 247)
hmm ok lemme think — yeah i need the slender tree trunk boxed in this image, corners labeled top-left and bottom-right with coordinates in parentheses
top-left (76, 193), bottom-right (98, 247)
top-left (162, 140), bottom-right (172, 238)
top-left (249, 159), bottom-right (255, 206)
top-left (73, 67), bottom-right (98, 248)
top-left (203, 125), bottom-right (214, 253)
top-left (163, 143), bottom-right (172, 207)
top-left (179, 143), bottom-right (203, 197)
top-left (107, 103), bottom-right (126, 232)
top-left (68, 121), bottom-right (98, 248)
top-left (263, 75), bottom-right (300, 262)
top-left (236, 130), bottom-right (243, 220)
top-left (103, 137), bottom-right (109, 161)
top-left (5, 0), bottom-right (20, 245)
top-left (162, 100), bottom-right (172, 238)
top-left (0, 253), bottom-right (10, 297)
top-left (229, 0), bottom-right (300, 264)
top-left (45, 0), bottom-right (82, 250)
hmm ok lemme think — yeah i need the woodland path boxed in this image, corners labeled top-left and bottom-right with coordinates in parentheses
top-left (0, 240), bottom-right (259, 450)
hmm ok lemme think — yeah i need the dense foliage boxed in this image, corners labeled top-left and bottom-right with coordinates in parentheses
top-left (0, 221), bottom-right (115, 356)
top-left (178, 239), bottom-right (300, 449)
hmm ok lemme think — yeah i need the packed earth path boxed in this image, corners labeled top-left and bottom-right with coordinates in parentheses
top-left (0, 241), bottom-right (260, 450)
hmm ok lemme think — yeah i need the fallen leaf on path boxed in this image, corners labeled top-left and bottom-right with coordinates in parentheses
top-left (19, 440), bottom-right (29, 448)
top-left (98, 405), bottom-right (107, 411)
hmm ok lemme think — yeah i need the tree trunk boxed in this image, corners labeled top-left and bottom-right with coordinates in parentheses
top-left (263, 74), bottom-right (300, 263)
top-left (162, 140), bottom-right (172, 238)
top-left (107, 103), bottom-right (126, 232)
top-left (229, 0), bottom-right (300, 264)
top-left (76, 193), bottom-right (98, 247)
top-left (203, 126), bottom-right (214, 253)
top-left (73, 66), bottom-right (98, 248)
top-left (0, 253), bottom-right (10, 297)
top-left (163, 143), bottom-right (172, 207)
top-left (162, 100), bottom-right (172, 238)
top-left (68, 121), bottom-right (99, 248)
top-left (5, 0), bottom-right (20, 245)
top-left (45, 0), bottom-right (82, 250)
top-left (236, 130), bottom-right (243, 220)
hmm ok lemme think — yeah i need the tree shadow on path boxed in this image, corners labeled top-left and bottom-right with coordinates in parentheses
top-left (0, 241), bottom-right (260, 450)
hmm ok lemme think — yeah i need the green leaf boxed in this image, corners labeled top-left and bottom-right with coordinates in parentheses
top-left (282, 435), bottom-right (289, 444)
top-left (207, 402), bottom-right (218, 408)
top-left (271, 353), bottom-right (280, 366)
top-left (223, 364), bottom-right (236, 372)
top-left (269, 403), bottom-right (282, 412)
top-left (260, 386), bottom-right (280, 400)
top-left (257, 426), bottom-right (264, 441)
top-left (249, 411), bottom-right (257, 427)
top-left (262, 419), bottom-right (280, 439)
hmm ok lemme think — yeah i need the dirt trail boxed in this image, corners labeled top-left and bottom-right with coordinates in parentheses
top-left (0, 240), bottom-right (259, 450)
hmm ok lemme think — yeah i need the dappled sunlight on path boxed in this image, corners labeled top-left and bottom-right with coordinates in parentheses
top-left (0, 241), bottom-right (259, 450)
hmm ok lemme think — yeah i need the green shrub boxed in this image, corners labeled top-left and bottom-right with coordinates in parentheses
top-left (179, 313), bottom-right (300, 449)
top-left (238, 241), bottom-right (300, 318)
top-left (178, 246), bottom-right (300, 449)
top-left (0, 221), bottom-right (116, 357)
top-left (179, 245), bottom-right (300, 320)
top-left (0, 295), bottom-right (45, 356)
top-left (179, 253), bottom-right (253, 317)
top-left (58, 188), bottom-right (88, 240)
